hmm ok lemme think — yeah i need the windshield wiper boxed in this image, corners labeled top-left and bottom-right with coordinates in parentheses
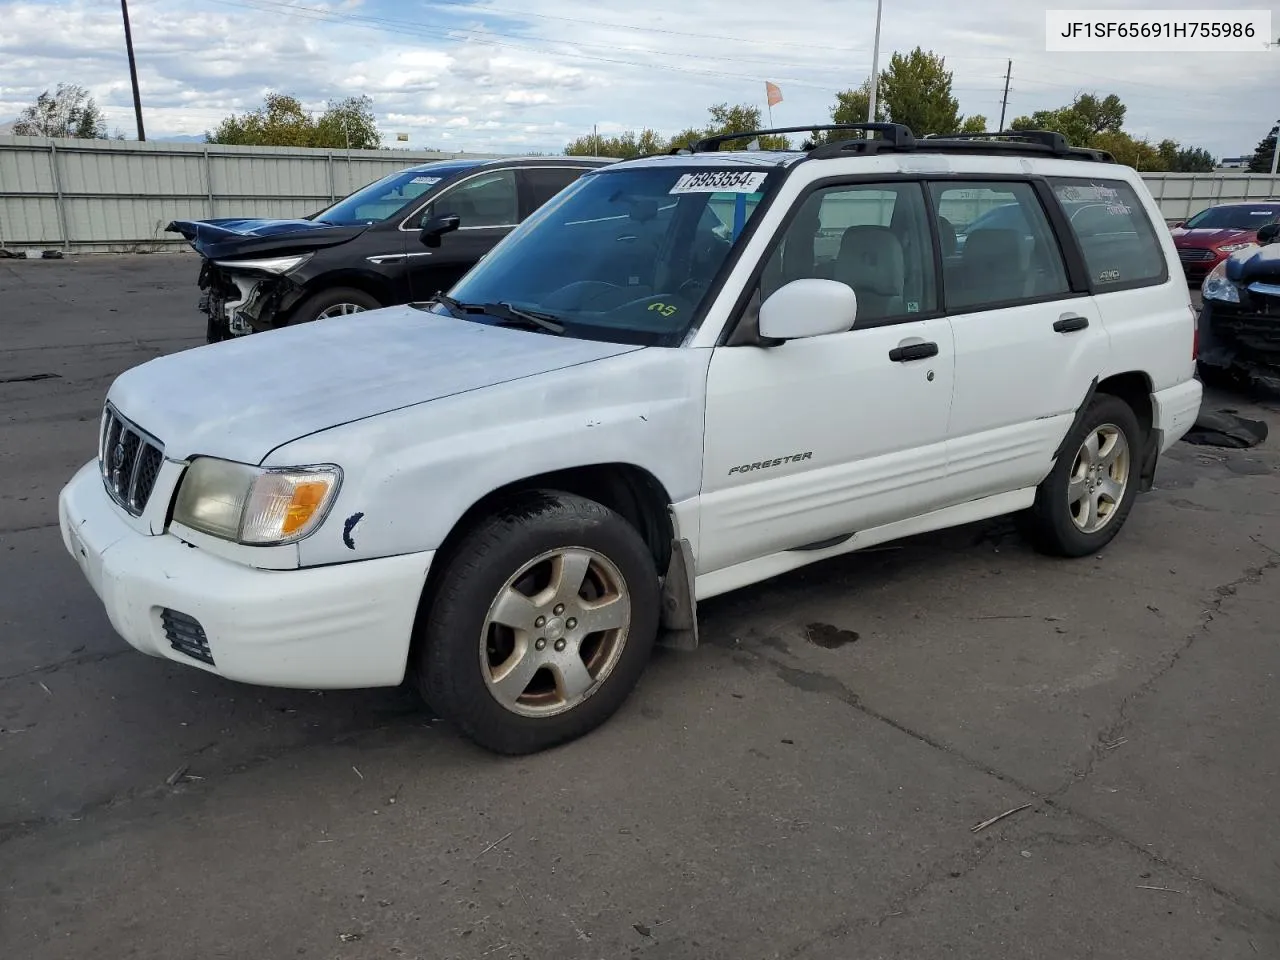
top-left (480, 302), bottom-right (566, 334)
top-left (428, 293), bottom-right (471, 317)
top-left (420, 295), bottom-right (565, 334)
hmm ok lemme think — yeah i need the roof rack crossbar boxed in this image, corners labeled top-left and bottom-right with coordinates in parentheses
top-left (689, 122), bottom-right (916, 152)
top-left (921, 129), bottom-right (1071, 154)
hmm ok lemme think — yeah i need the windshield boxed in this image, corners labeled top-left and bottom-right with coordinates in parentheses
top-left (1184, 205), bottom-right (1280, 230)
top-left (311, 166), bottom-right (456, 225)
top-left (439, 165), bottom-right (776, 345)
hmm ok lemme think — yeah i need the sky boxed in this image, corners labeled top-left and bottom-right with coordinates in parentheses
top-left (0, 0), bottom-right (1277, 160)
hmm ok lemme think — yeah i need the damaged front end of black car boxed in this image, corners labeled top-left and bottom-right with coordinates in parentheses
top-left (1197, 223), bottom-right (1280, 394)
top-left (167, 218), bottom-right (368, 342)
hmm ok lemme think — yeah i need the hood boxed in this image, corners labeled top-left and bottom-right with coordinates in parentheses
top-left (1225, 242), bottom-right (1280, 283)
top-left (166, 217), bottom-right (369, 260)
top-left (1173, 227), bottom-right (1254, 248)
top-left (106, 306), bottom-right (644, 463)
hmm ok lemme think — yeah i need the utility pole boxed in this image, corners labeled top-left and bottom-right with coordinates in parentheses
top-left (998, 60), bottom-right (1012, 131)
top-left (1271, 120), bottom-right (1279, 176)
top-left (866, 0), bottom-right (883, 125)
top-left (120, 0), bottom-right (145, 140)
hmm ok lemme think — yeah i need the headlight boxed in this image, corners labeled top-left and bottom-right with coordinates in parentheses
top-left (172, 457), bottom-right (341, 545)
top-left (1201, 259), bottom-right (1241, 303)
top-left (211, 253), bottom-right (313, 275)
top-left (1217, 241), bottom-right (1258, 254)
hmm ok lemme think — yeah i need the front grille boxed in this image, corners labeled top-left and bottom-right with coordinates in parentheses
top-left (1178, 248), bottom-right (1215, 262)
top-left (161, 609), bottom-right (214, 665)
top-left (100, 404), bottom-right (165, 516)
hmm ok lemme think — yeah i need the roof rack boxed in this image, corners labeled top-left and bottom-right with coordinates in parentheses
top-left (918, 129), bottom-right (1116, 163)
top-left (685, 122), bottom-right (916, 153)
top-left (660, 122), bottom-right (1115, 164)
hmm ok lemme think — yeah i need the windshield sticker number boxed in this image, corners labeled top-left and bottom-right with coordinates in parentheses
top-left (648, 302), bottom-right (678, 318)
top-left (409, 176), bottom-right (441, 185)
top-left (670, 171), bottom-right (768, 194)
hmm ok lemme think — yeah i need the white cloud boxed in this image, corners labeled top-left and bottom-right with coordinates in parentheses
top-left (0, 0), bottom-right (1275, 158)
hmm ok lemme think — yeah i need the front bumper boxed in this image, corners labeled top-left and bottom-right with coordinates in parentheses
top-left (58, 461), bottom-right (434, 689)
top-left (1197, 291), bottom-right (1280, 392)
top-left (198, 261), bottom-right (297, 339)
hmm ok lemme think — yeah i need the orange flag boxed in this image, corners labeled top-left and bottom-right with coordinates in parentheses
top-left (765, 81), bottom-right (783, 107)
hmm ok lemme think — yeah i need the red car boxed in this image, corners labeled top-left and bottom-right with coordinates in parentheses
top-left (1171, 201), bottom-right (1280, 282)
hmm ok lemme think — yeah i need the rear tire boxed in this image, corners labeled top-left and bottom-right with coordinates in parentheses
top-left (1021, 393), bottom-right (1143, 558)
top-left (416, 491), bottom-right (660, 755)
top-left (288, 286), bottom-right (381, 325)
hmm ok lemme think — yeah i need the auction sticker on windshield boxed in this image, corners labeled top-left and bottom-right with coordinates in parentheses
top-left (670, 171), bottom-right (768, 194)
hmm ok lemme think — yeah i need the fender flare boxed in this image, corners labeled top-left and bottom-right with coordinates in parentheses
top-left (1051, 375), bottom-right (1160, 494)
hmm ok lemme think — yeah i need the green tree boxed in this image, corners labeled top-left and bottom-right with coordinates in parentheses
top-left (803, 79), bottom-right (882, 145)
top-left (1010, 92), bottom-right (1126, 148)
top-left (959, 114), bottom-right (988, 134)
top-left (206, 92), bottom-right (381, 149)
top-left (1249, 124), bottom-right (1278, 173)
top-left (694, 102), bottom-right (790, 150)
top-left (313, 96), bottom-right (381, 150)
top-left (565, 128), bottom-right (665, 158)
top-left (1092, 130), bottom-right (1162, 171)
top-left (1070, 93), bottom-right (1125, 135)
top-left (877, 47), bottom-right (964, 136)
top-left (1010, 106), bottom-right (1095, 148)
top-left (1157, 138), bottom-right (1215, 172)
top-left (12, 83), bottom-right (107, 138)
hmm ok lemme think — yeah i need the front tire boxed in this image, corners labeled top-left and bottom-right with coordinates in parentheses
top-left (288, 286), bottom-right (381, 325)
top-left (1021, 393), bottom-right (1143, 558)
top-left (416, 491), bottom-right (660, 755)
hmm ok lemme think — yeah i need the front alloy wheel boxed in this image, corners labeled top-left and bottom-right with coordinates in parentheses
top-left (481, 547), bottom-right (631, 717)
top-left (315, 302), bottom-right (368, 318)
top-left (416, 491), bottom-right (660, 755)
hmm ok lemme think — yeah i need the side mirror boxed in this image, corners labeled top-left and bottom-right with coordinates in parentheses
top-left (758, 279), bottom-right (857, 342)
top-left (1258, 222), bottom-right (1280, 245)
top-left (419, 214), bottom-right (461, 248)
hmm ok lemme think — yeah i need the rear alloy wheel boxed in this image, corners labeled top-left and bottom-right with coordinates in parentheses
top-left (1021, 393), bottom-right (1142, 557)
top-left (417, 491), bottom-right (660, 755)
top-left (289, 286), bottom-right (381, 325)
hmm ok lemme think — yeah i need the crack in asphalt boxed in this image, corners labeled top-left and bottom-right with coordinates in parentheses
top-left (729, 549), bottom-right (1280, 930)
top-left (0, 709), bottom-right (429, 848)
top-left (1055, 542), bottom-right (1280, 797)
top-left (0, 521), bottom-right (60, 535)
top-left (0, 648), bottom-right (130, 684)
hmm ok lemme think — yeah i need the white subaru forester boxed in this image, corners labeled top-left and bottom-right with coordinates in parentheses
top-left (59, 124), bottom-right (1203, 755)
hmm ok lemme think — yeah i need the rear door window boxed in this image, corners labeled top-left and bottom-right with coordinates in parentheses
top-left (1048, 178), bottom-right (1167, 289)
top-left (929, 181), bottom-right (1071, 310)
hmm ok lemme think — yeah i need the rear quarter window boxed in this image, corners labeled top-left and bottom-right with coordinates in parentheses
top-left (1049, 178), bottom-right (1167, 289)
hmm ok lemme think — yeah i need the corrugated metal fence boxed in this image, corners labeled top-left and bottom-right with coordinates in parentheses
top-left (1, 135), bottom-right (1278, 253)
top-left (0, 135), bottom-right (500, 253)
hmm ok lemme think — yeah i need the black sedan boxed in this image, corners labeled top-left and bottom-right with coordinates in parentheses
top-left (167, 155), bottom-right (614, 342)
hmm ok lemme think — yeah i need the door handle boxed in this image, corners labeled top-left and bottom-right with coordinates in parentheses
top-left (1053, 313), bottom-right (1089, 333)
top-left (889, 341), bottom-right (938, 362)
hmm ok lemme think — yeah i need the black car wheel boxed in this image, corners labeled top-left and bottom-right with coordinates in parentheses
top-left (289, 286), bottom-right (381, 325)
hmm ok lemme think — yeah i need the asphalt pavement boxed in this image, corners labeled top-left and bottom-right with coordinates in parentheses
top-left (2, 254), bottom-right (1279, 960)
